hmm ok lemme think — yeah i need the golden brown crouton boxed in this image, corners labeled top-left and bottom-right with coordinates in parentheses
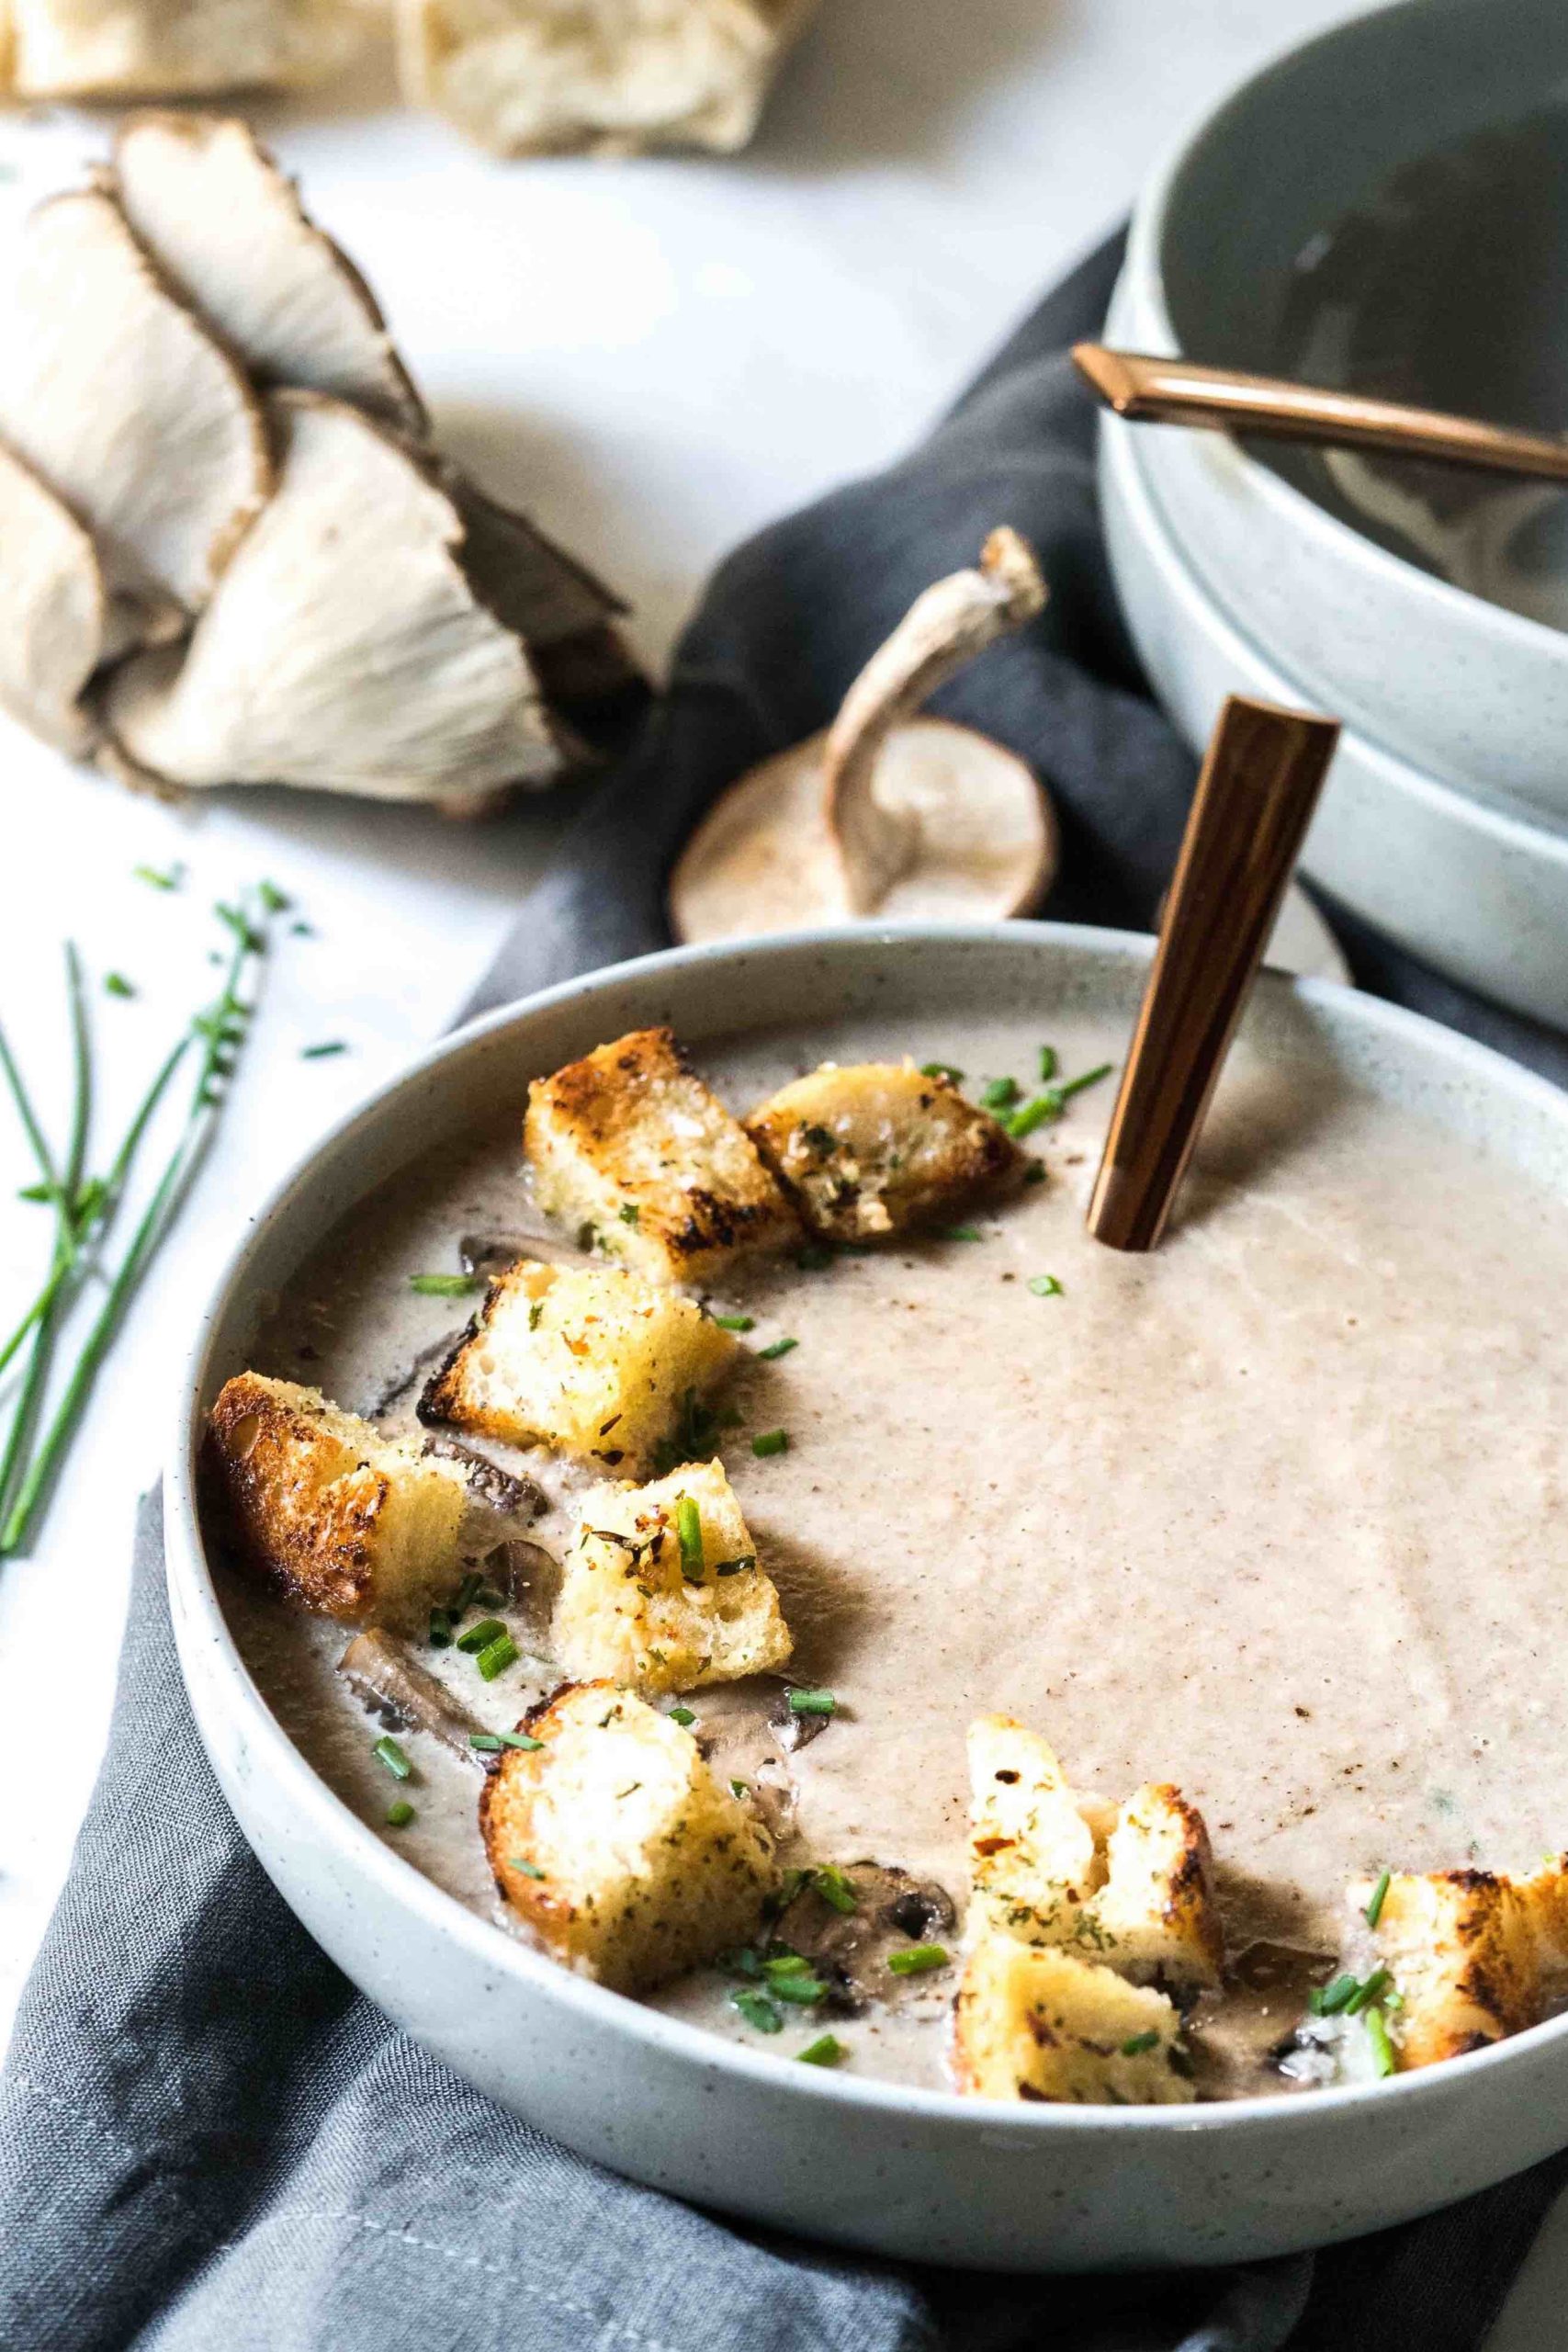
top-left (479, 1679), bottom-right (777, 1992)
top-left (744, 1060), bottom-right (1018, 1241)
top-left (1092, 1784), bottom-right (1224, 1992)
top-left (1353, 1868), bottom-right (1539, 2071)
top-left (951, 1935), bottom-right (1193, 2106)
top-left (552, 1457), bottom-right (791, 1697)
top-left (418, 1257), bottom-right (738, 1475)
top-left (1514, 1854), bottom-right (1568, 1973)
top-left (205, 1372), bottom-right (468, 1627)
top-left (523, 1027), bottom-right (798, 1285)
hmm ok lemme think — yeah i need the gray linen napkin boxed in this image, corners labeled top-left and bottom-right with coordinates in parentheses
top-left (5, 234), bottom-right (1566, 2352)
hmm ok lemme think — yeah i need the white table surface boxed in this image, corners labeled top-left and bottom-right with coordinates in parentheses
top-left (1, 4), bottom-right (1562, 2333)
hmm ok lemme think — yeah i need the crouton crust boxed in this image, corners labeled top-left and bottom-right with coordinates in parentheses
top-left (479, 1679), bottom-right (777, 1993)
top-left (1353, 1868), bottom-right (1539, 2071)
top-left (1094, 1783), bottom-right (1224, 1992)
top-left (419, 1256), bottom-right (738, 1475)
top-left (524, 1026), bottom-right (798, 1284)
top-left (553, 1457), bottom-right (792, 1696)
top-left (951, 1936), bottom-right (1194, 2106)
top-left (204, 1372), bottom-right (468, 1627)
top-left (745, 1060), bottom-right (1019, 1242)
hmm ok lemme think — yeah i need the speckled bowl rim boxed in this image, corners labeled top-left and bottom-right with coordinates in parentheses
top-left (1127, 0), bottom-right (1568, 668)
top-left (166, 920), bottom-right (1568, 2144)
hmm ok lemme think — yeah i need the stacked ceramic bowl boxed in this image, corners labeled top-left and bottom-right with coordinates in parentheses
top-left (1101, 0), bottom-right (1568, 1027)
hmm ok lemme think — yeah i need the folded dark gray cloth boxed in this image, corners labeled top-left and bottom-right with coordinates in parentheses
top-left (5, 232), bottom-right (1565, 2352)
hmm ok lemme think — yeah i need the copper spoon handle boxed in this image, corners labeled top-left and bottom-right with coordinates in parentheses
top-left (1088, 695), bottom-right (1340, 1253)
top-left (1072, 343), bottom-right (1568, 484)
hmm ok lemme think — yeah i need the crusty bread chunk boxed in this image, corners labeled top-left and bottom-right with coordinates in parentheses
top-left (1514, 1854), bottom-right (1568, 1973)
top-left (744, 1061), bottom-right (1018, 1242)
top-left (1351, 1868), bottom-right (1539, 2071)
top-left (419, 1256), bottom-right (738, 1475)
top-left (524, 1027), bottom-right (797, 1285)
top-left (966, 1716), bottom-right (1222, 1991)
top-left (205, 1372), bottom-right (467, 1626)
top-left (480, 1679), bottom-right (777, 1992)
top-left (952, 1935), bottom-right (1193, 2106)
top-left (553, 1458), bottom-right (791, 1697)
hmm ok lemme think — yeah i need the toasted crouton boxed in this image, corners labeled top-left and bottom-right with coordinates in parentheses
top-left (479, 1679), bottom-right (777, 1992)
top-left (1353, 1869), bottom-right (1539, 2070)
top-left (523, 1027), bottom-right (798, 1285)
top-left (419, 1257), bottom-right (738, 1475)
top-left (1514, 1854), bottom-right (1568, 1973)
top-left (1092, 1784), bottom-right (1224, 1992)
top-left (205, 1373), bottom-right (467, 1627)
top-left (967, 1715), bottom-right (1101, 1949)
top-left (951, 1936), bottom-right (1193, 2106)
top-left (744, 1061), bottom-right (1018, 1241)
top-left (553, 1457), bottom-right (791, 1697)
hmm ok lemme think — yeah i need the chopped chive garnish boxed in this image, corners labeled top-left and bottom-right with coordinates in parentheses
top-left (786, 1688), bottom-right (836, 1718)
top-left (887, 1943), bottom-right (949, 1976)
top-left (795, 1244), bottom-right (834, 1272)
top-left (668, 1705), bottom-right (696, 1727)
top-left (449, 1572), bottom-right (481, 1618)
top-left (762, 1953), bottom-right (811, 1978)
top-left (17, 1182), bottom-right (51, 1203)
top-left (291, 919), bottom-right (313, 937)
top-left (409, 1271), bottom-right (483, 1296)
top-left (133, 862), bottom-right (182, 890)
top-left (1314, 1973), bottom-right (1360, 2017)
top-left (429, 1608), bottom-right (453, 1648)
top-left (385, 1800), bottom-right (415, 1828)
top-left (1039, 1045), bottom-right (1058, 1081)
top-left (757, 1336), bottom-right (797, 1361)
top-left (476, 1634), bottom-right (519, 1680)
top-left (1121, 2030), bottom-right (1161, 2056)
top-left (752, 1429), bottom-right (789, 1457)
top-left (730, 1988), bottom-right (784, 2034)
top-left (618, 1203), bottom-right (640, 1226)
top-left (980, 1077), bottom-right (1021, 1110)
top-left (1364, 2006), bottom-right (1396, 2077)
top-left (919, 1061), bottom-right (964, 1082)
top-left (1346, 1966), bottom-right (1393, 2018)
top-left (372, 1736), bottom-right (412, 1781)
top-left (722, 1945), bottom-right (763, 1979)
top-left (456, 1616), bottom-right (507, 1654)
top-left (1028, 1274), bottom-right (1064, 1297)
top-left (1365, 1870), bottom-right (1391, 1928)
top-left (1057, 1061), bottom-right (1114, 1102)
top-left (713, 1313), bottom-right (754, 1331)
top-left (676, 1493), bottom-right (704, 1581)
top-left (469, 1733), bottom-right (502, 1752)
top-left (939, 1224), bottom-right (983, 1243)
top-left (511, 1857), bottom-right (546, 1880)
top-left (301, 1041), bottom-right (347, 1060)
top-left (769, 1973), bottom-right (828, 2006)
top-left (730, 1778), bottom-right (750, 1799)
top-left (473, 1586), bottom-right (506, 1611)
top-left (813, 1866), bottom-right (858, 1915)
top-left (104, 972), bottom-right (135, 1000)
top-left (470, 1731), bottom-right (544, 1753)
top-left (1003, 1093), bottom-right (1058, 1140)
top-left (797, 2033), bottom-right (847, 2067)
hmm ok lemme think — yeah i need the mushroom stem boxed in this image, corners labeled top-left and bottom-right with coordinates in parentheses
top-left (822, 527), bottom-right (1047, 914)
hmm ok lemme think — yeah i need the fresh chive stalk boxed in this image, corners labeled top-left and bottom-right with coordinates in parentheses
top-left (385, 1801), bottom-right (415, 1828)
top-left (796, 2033), bottom-right (847, 2067)
top-left (1364, 1870), bottom-right (1391, 1928)
top-left (786, 1688), bottom-right (836, 1718)
top-left (373, 1736), bottom-right (412, 1781)
top-left (751, 1429), bottom-right (789, 1458)
top-left (756, 1337), bottom-right (797, 1362)
top-left (476, 1635), bottom-right (519, 1680)
top-left (675, 1493), bottom-right (705, 1581)
top-left (410, 1272), bottom-right (482, 1297)
top-left (712, 1314), bottom-right (754, 1332)
top-left (887, 1943), bottom-right (949, 1976)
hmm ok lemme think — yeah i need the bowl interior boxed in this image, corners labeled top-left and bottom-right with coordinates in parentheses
top-left (1160, 0), bottom-right (1568, 628)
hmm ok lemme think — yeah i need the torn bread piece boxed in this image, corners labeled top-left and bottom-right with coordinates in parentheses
top-left (0, 440), bottom-right (107, 755)
top-left (3, 0), bottom-right (363, 98)
top-left (418, 1257), bottom-right (739, 1476)
top-left (479, 1679), bottom-right (777, 1991)
top-left (399, 0), bottom-right (818, 159)
top-left (965, 1716), bottom-right (1223, 1992)
top-left (113, 112), bottom-right (426, 435)
top-left (952, 1935), bottom-right (1193, 2107)
top-left (525, 1027), bottom-right (799, 1286)
top-left (745, 1062), bottom-right (1019, 1243)
top-left (0, 186), bottom-right (269, 630)
top-left (553, 1457), bottom-right (791, 1697)
top-left (205, 1373), bottom-right (468, 1628)
top-left (1350, 1868), bottom-right (1540, 2072)
top-left (99, 390), bottom-right (570, 805)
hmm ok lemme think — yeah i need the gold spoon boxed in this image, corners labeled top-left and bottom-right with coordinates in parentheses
top-left (1088, 695), bottom-right (1340, 1253)
top-left (1072, 344), bottom-right (1568, 483)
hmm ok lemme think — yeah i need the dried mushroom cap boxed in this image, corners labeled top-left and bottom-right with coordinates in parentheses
top-left (100, 389), bottom-right (572, 804)
top-left (399, 0), bottom-right (817, 158)
top-left (114, 113), bottom-right (427, 436)
top-left (4, 0), bottom-right (363, 97)
top-left (0, 439), bottom-right (107, 755)
top-left (0, 187), bottom-right (270, 626)
top-left (669, 529), bottom-right (1059, 944)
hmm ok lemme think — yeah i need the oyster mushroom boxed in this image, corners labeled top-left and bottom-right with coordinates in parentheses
top-left (98, 390), bottom-right (575, 804)
top-left (337, 1627), bottom-right (487, 1764)
top-left (3, 0), bottom-right (362, 99)
top-left (0, 187), bottom-right (270, 635)
top-left (669, 529), bottom-right (1058, 944)
top-left (771, 1862), bottom-right (958, 2012)
top-left (399, 0), bottom-right (818, 158)
top-left (112, 113), bottom-right (426, 436)
top-left (0, 440), bottom-right (107, 755)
